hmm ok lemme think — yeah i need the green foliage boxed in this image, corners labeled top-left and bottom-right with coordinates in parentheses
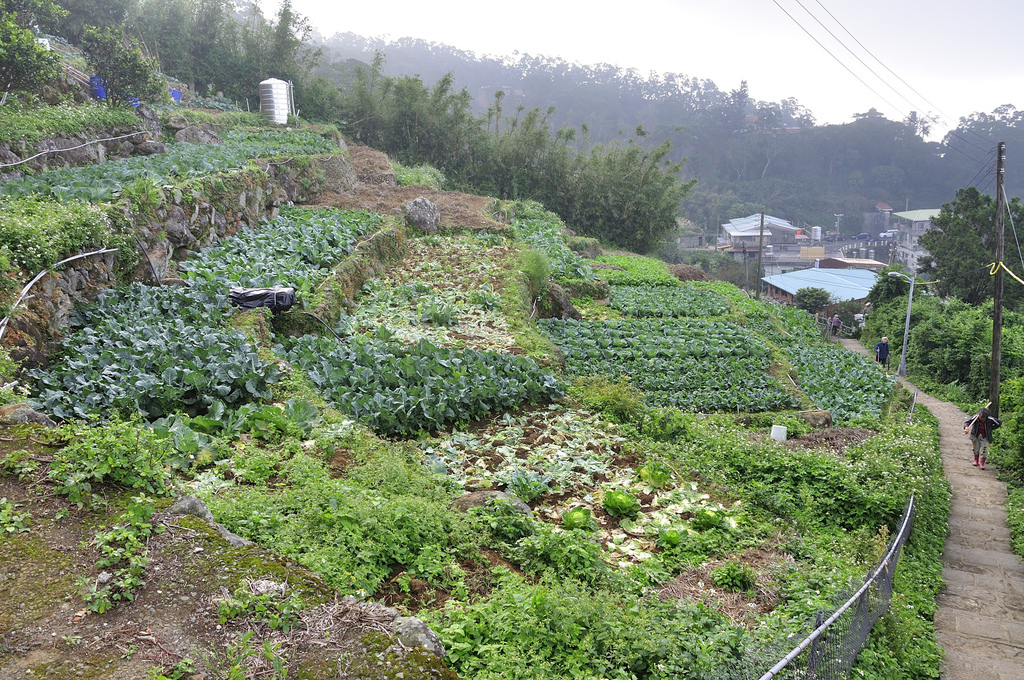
top-left (786, 344), bottom-right (896, 423)
top-left (637, 461), bottom-right (673, 489)
top-left (595, 254), bottom-right (680, 287)
top-left (205, 456), bottom-right (469, 595)
top-left (216, 583), bottom-right (306, 633)
top-left (865, 266), bottom-right (911, 308)
top-left (180, 207), bottom-right (381, 295)
top-left (504, 469), bottom-right (551, 502)
top-left (919, 186), bottom-right (1024, 309)
top-left (0, 100), bottom-right (140, 144)
top-left (427, 573), bottom-right (742, 679)
top-left (509, 201), bottom-right (596, 282)
top-left (711, 561), bottom-right (755, 592)
top-left (1006, 485), bottom-right (1024, 557)
top-left (31, 284), bottom-right (280, 420)
top-left (0, 129), bottom-right (337, 202)
top-left (541, 318), bottom-right (799, 412)
top-left (81, 24), bottom-right (167, 106)
top-left (0, 449), bottom-right (40, 479)
top-left (609, 284), bottom-right (730, 318)
top-left (0, 497), bottom-right (31, 533)
top-left (80, 496), bottom-right (164, 612)
top-left (792, 286), bottom-right (832, 312)
top-left (470, 499), bottom-right (535, 544)
top-left (0, 2), bottom-right (62, 92)
top-left (519, 248), bottom-right (551, 300)
top-left (48, 420), bottom-right (173, 506)
top-left (281, 334), bottom-right (563, 436)
top-left (567, 375), bottom-right (645, 423)
top-left (602, 487), bottom-right (641, 518)
top-left (0, 196), bottom-right (118, 273)
top-left (393, 161), bottom-right (446, 188)
top-left (513, 527), bottom-right (607, 584)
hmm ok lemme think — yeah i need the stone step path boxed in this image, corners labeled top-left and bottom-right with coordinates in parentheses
top-left (839, 339), bottom-right (1024, 678)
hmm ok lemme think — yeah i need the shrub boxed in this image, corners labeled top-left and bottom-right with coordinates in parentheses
top-left (513, 527), bottom-right (606, 585)
top-left (49, 419), bottom-right (173, 506)
top-left (568, 375), bottom-right (644, 423)
top-left (711, 561), bottom-right (755, 592)
top-left (470, 499), bottom-right (535, 544)
top-left (393, 161), bottom-right (445, 188)
top-left (0, 196), bottom-right (118, 273)
top-left (520, 248), bottom-right (551, 300)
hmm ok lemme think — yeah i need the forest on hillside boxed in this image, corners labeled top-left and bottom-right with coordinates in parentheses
top-left (313, 33), bottom-right (1024, 233)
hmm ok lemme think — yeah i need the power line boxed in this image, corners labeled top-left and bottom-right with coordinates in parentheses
top-left (770, 0), bottom-right (904, 117)
top-left (773, 0), bottom-right (990, 166)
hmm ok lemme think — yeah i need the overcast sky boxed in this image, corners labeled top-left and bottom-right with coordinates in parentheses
top-left (270, 0), bottom-right (1023, 138)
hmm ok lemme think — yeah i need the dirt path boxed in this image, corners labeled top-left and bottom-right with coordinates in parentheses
top-left (839, 338), bottom-right (1024, 678)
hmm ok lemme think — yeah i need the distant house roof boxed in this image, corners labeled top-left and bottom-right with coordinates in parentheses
top-left (818, 257), bottom-right (888, 271)
top-left (876, 202), bottom-right (893, 211)
top-left (721, 214), bottom-right (798, 239)
top-left (761, 268), bottom-right (878, 301)
top-left (893, 209), bottom-right (940, 222)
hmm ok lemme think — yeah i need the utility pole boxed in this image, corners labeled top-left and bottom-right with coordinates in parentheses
top-left (991, 141), bottom-right (1006, 417)
top-left (755, 211), bottom-right (766, 299)
top-left (743, 243), bottom-right (748, 291)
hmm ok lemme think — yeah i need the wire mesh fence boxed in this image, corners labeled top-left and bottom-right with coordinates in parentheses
top-left (711, 495), bottom-right (916, 680)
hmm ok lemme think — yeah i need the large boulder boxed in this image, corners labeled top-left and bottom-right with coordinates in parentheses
top-left (451, 490), bottom-right (533, 518)
top-left (0, 404), bottom-right (56, 427)
top-left (166, 494), bottom-right (252, 547)
top-left (402, 197), bottom-right (441, 235)
top-left (391, 616), bottom-right (446, 658)
top-left (537, 281), bottom-right (582, 320)
top-left (175, 125), bottom-right (223, 145)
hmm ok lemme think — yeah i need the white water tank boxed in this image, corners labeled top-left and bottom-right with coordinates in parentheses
top-left (259, 78), bottom-right (291, 124)
top-left (811, 226), bottom-right (822, 241)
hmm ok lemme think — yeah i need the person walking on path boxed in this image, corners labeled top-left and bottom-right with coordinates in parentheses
top-left (874, 336), bottom-right (890, 371)
top-left (964, 406), bottom-right (1001, 469)
top-left (831, 313), bottom-right (841, 338)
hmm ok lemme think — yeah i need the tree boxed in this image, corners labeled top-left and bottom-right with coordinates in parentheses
top-left (866, 265), bottom-right (911, 308)
top-left (793, 287), bottom-right (832, 313)
top-left (918, 186), bottom-right (1024, 310)
top-left (80, 24), bottom-right (165, 106)
top-left (51, 0), bottom-right (137, 44)
top-left (0, 0), bottom-right (64, 92)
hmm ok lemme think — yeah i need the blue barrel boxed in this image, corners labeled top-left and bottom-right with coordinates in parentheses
top-left (169, 88), bottom-right (181, 102)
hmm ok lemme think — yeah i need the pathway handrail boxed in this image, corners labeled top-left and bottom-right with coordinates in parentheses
top-left (757, 494), bottom-right (915, 680)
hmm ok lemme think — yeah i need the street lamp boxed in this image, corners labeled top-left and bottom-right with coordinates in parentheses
top-left (887, 271), bottom-right (915, 376)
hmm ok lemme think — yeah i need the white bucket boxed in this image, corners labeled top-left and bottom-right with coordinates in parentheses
top-left (770, 425), bottom-right (788, 442)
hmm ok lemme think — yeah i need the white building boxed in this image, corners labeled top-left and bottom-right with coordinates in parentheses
top-left (892, 209), bottom-right (940, 274)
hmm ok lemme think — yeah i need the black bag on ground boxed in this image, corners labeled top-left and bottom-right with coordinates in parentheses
top-left (228, 287), bottom-right (296, 314)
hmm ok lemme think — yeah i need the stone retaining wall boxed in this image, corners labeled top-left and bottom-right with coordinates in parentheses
top-left (5, 152), bottom-right (358, 366)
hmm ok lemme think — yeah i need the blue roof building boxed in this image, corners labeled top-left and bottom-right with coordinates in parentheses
top-left (761, 267), bottom-right (879, 304)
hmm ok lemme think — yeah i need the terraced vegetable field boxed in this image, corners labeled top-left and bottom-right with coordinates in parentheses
top-left (539, 318), bottom-right (799, 412)
top-left (787, 344), bottom-right (896, 422)
top-left (0, 129), bottom-right (337, 202)
top-left (609, 284), bottom-right (730, 318)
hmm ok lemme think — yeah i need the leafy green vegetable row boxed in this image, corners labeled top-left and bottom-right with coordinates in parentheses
top-left (0, 129), bottom-right (337, 203)
top-left (510, 200), bottom-right (596, 281)
top-left (595, 253), bottom-right (680, 286)
top-left (181, 207), bottom-right (381, 294)
top-left (609, 284), bottom-right (730, 318)
top-left (787, 344), bottom-right (895, 422)
top-left (280, 335), bottom-right (564, 435)
top-left (31, 284), bottom-right (279, 419)
top-left (539, 318), bottom-right (797, 412)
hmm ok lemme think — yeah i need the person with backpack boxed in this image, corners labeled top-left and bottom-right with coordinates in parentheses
top-left (964, 406), bottom-right (1001, 469)
top-left (831, 314), bottom-right (841, 338)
